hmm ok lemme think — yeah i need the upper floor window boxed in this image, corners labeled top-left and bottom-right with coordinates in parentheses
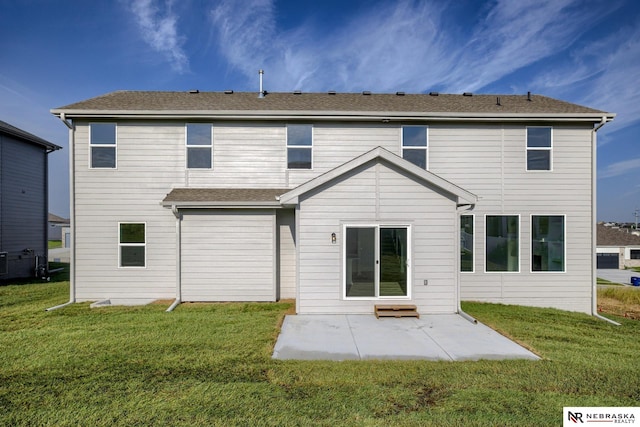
top-left (186, 124), bottom-right (212, 169)
top-left (402, 126), bottom-right (428, 169)
top-left (526, 127), bottom-right (552, 171)
top-left (119, 223), bottom-right (145, 268)
top-left (287, 124), bottom-right (312, 169)
top-left (90, 123), bottom-right (116, 168)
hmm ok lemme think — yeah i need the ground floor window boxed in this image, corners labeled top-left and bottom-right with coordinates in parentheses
top-left (485, 215), bottom-right (519, 272)
top-left (344, 225), bottom-right (409, 298)
top-left (631, 249), bottom-right (640, 260)
top-left (119, 223), bottom-right (146, 267)
top-left (531, 215), bottom-right (565, 272)
top-left (460, 215), bottom-right (474, 272)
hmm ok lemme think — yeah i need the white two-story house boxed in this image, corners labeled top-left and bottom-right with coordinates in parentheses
top-left (51, 90), bottom-right (613, 315)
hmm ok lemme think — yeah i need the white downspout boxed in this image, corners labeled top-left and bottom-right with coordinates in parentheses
top-left (47, 114), bottom-right (75, 311)
top-left (166, 205), bottom-right (182, 312)
top-left (456, 203), bottom-right (477, 324)
top-left (591, 116), bottom-right (620, 325)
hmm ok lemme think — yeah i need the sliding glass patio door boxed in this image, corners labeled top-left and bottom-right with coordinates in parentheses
top-left (344, 226), bottom-right (409, 298)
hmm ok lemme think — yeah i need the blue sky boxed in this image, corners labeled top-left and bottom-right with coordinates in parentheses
top-left (1, 0), bottom-right (639, 220)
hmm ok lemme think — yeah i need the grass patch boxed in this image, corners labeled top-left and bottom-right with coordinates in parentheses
top-left (598, 286), bottom-right (640, 319)
top-left (596, 277), bottom-right (623, 286)
top-left (0, 281), bottom-right (639, 426)
top-left (48, 240), bottom-right (62, 249)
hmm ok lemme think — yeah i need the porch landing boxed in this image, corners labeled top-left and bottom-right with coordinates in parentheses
top-left (272, 314), bottom-right (539, 361)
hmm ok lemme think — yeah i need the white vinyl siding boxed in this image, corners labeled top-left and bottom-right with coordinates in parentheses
top-left (181, 209), bottom-right (275, 302)
top-left (297, 159), bottom-right (458, 315)
top-left (277, 209), bottom-right (296, 299)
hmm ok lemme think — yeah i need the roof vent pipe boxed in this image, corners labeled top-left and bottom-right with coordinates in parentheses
top-left (496, 96), bottom-right (501, 106)
top-left (527, 91), bottom-right (532, 101)
top-left (258, 69), bottom-right (265, 98)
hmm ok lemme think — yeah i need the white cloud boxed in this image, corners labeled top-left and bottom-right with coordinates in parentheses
top-left (599, 158), bottom-right (640, 179)
top-left (206, 0), bottom-right (618, 95)
top-left (129, 0), bottom-right (188, 73)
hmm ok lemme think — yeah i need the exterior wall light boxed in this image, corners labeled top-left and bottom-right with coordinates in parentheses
top-left (331, 232), bottom-right (337, 244)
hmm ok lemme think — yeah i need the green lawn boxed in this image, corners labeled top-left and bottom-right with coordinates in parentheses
top-left (1, 279), bottom-right (638, 426)
top-left (48, 240), bottom-right (62, 249)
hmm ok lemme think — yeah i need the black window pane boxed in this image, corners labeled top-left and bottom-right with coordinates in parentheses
top-left (187, 147), bottom-right (212, 168)
top-left (120, 223), bottom-right (145, 243)
top-left (403, 149), bottom-right (426, 169)
top-left (288, 147), bottom-right (312, 169)
top-left (527, 127), bottom-right (551, 147)
top-left (91, 147), bottom-right (116, 168)
top-left (527, 150), bottom-right (551, 170)
top-left (287, 125), bottom-right (312, 146)
top-left (187, 124), bottom-right (211, 146)
top-left (403, 126), bottom-right (427, 146)
top-left (486, 215), bottom-right (519, 272)
top-left (121, 246), bottom-right (145, 267)
top-left (91, 123), bottom-right (116, 145)
top-left (460, 215), bottom-right (474, 272)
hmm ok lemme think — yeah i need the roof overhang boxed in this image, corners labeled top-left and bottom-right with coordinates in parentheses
top-left (161, 188), bottom-right (287, 209)
top-left (51, 109), bottom-right (616, 124)
top-left (279, 147), bottom-right (478, 206)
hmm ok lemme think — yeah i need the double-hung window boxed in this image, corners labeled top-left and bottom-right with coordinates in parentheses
top-left (119, 223), bottom-right (145, 267)
top-left (485, 215), bottom-right (519, 272)
top-left (460, 215), bottom-right (474, 272)
top-left (402, 126), bottom-right (428, 169)
top-left (526, 127), bottom-right (552, 171)
top-left (287, 124), bottom-right (312, 169)
top-left (531, 215), bottom-right (565, 272)
top-left (186, 124), bottom-right (212, 169)
top-left (90, 123), bottom-right (116, 168)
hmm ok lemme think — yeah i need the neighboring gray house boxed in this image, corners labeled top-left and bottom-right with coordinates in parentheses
top-left (0, 120), bottom-right (61, 280)
top-left (48, 213), bottom-right (70, 241)
top-left (51, 91), bottom-right (613, 315)
top-left (596, 223), bottom-right (640, 269)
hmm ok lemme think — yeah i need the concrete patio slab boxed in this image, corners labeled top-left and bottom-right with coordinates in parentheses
top-left (273, 314), bottom-right (540, 361)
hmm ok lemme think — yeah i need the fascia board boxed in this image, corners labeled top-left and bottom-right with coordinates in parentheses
top-left (162, 201), bottom-right (281, 209)
top-left (51, 109), bottom-right (615, 123)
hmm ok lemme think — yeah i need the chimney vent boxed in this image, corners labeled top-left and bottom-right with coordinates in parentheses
top-left (328, 90), bottom-right (336, 95)
top-left (224, 90), bottom-right (233, 94)
top-left (189, 89), bottom-right (199, 94)
top-left (258, 69), bottom-right (265, 98)
top-left (293, 90), bottom-right (302, 95)
top-left (396, 91), bottom-right (405, 96)
top-left (429, 92), bottom-right (439, 96)
top-left (362, 91), bottom-right (371, 95)
top-left (527, 91), bottom-right (532, 101)
top-left (463, 92), bottom-right (472, 96)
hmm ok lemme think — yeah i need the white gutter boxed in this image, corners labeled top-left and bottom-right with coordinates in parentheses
top-left (591, 116), bottom-right (620, 325)
top-left (166, 205), bottom-right (182, 312)
top-left (47, 114), bottom-right (75, 311)
top-left (456, 203), bottom-right (477, 324)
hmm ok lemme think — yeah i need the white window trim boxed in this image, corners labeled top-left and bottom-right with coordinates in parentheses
top-left (185, 123), bottom-right (213, 169)
top-left (401, 125), bottom-right (429, 170)
top-left (460, 214), bottom-right (475, 273)
top-left (526, 126), bottom-right (553, 172)
top-left (530, 214), bottom-right (566, 274)
top-left (89, 122), bottom-right (117, 169)
top-left (286, 124), bottom-right (313, 170)
top-left (484, 214), bottom-right (520, 274)
top-left (342, 223), bottom-right (412, 301)
top-left (118, 222), bottom-right (146, 269)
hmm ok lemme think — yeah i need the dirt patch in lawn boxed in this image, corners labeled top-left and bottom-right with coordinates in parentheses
top-left (598, 297), bottom-right (640, 320)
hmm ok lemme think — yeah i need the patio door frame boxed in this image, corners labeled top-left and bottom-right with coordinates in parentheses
top-left (342, 224), bottom-right (412, 300)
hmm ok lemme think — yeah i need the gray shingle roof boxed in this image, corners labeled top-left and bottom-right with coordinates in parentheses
top-left (53, 91), bottom-right (612, 118)
top-left (0, 120), bottom-right (61, 151)
top-left (597, 224), bottom-right (640, 246)
top-left (162, 188), bottom-right (289, 207)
